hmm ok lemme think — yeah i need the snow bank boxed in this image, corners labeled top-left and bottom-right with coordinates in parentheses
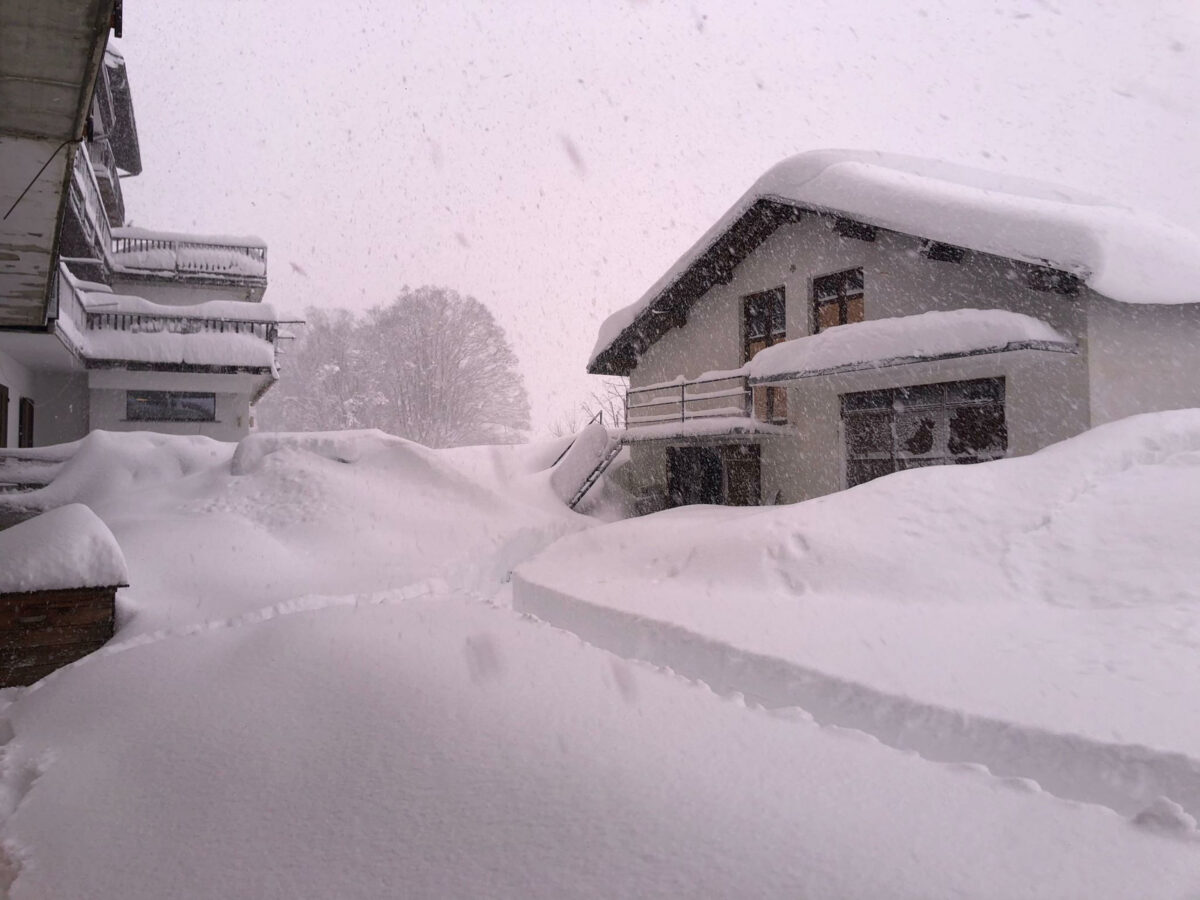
top-left (547, 422), bottom-right (613, 504)
top-left (1, 428), bottom-right (1198, 896)
top-left (7, 431), bottom-right (583, 637)
top-left (515, 410), bottom-right (1200, 767)
top-left (591, 149), bottom-right (1200, 366)
top-left (3, 597), bottom-right (1196, 899)
top-left (0, 504), bottom-right (127, 593)
top-left (747, 308), bottom-right (1074, 382)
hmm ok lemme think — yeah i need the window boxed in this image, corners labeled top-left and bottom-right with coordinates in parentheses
top-left (743, 287), bottom-right (787, 423)
top-left (17, 398), bottom-right (33, 449)
top-left (126, 391), bottom-right (217, 422)
top-left (841, 378), bottom-right (1006, 488)
top-left (812, 267), bottom-right (864, 333)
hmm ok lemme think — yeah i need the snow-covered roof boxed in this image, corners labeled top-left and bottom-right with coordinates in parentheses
top-left (747, 309), bottom-right (1075, 384)
top-left (0, 504), bottom-right (128, 593)
top-left (590, 150), bottom-right (1200, 373)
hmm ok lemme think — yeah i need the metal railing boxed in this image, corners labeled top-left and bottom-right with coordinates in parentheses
top-left (625, 374), bottom-right (751, 426)
top-left (87, 136), bottom-right (125, 226)
top-left (54, 263), bottom-right (283, 351)
top-left (111, 234), bottom-right (268, 280)
top-left (68, 143), bottom-right (113, 260)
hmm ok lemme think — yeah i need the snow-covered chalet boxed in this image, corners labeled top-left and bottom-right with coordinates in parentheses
top-left (587, 150), bottom-right (1200, 510)
top-left (0, 0), bottom-right (296, 450)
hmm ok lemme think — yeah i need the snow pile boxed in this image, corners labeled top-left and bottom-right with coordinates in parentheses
top-left (0, 504), bottom-right (127, 593)
top-left (0, 427), bottom-right (1197, 896)
top-left (515, 410), bottom-right (1200, 774)
top-left (111, 227), bottom-right (267, 278)
top-left (11, 430), bottom-right (580, 637)
top-left (547, 422), bottom-right (613, 503)
top-left (591, 149), bottom-right (1200, 367)
top-left (747, 308), bottom-right (1074, 382)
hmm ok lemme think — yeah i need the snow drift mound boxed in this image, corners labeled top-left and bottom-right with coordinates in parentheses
top-left (0, 430), bottom-right (585, 637)
top-left (16, 430), bottom-right (230, 513)
top-left (0, 504), bottom-right (127, 593)
top-left (514, 409), bottom-right (1200, 760)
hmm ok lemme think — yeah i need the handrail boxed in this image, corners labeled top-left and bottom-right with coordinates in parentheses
top-left (625, 374), bottom-right (751, 426)
top-left (69, 143), bottom-right (113, 259)
top-left (111, 234), bottom-right (267, 278)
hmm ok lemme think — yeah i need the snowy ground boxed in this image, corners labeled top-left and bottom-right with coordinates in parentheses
top-left (515, 411), bottom-right (1200, 823)
top-left (0, 426), bottom-right (1197, 897)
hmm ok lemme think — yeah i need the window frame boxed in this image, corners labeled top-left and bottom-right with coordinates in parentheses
top-left (840, 377), bottom-right (1007, 488)
top-left (742, 287), bottom-right (788, 424)
top-left (812, 267), bottom-right (865, 334)
top-left (125, 390), bottom-right (218, 423)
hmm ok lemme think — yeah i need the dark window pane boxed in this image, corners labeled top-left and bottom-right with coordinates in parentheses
top-left (847, 458), bottom-right (895, 487)
top-left (895, 411), bottom-right (941, 457)
top-left (846, 412), bottom-right (892, 455)
top-left (948, 406), bottom-right (1007, 458)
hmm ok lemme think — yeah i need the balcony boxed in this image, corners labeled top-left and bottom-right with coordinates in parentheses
top-left (88, 137), bottom-right (125, 228)
top-left (112, 230), bottom-right (268, 277)
top-left (54, 264), bottom-right (293, 374)
top-left (65, 143), bottom-right (113, 267)
top-left (626, 373), bottom-right (752, 426)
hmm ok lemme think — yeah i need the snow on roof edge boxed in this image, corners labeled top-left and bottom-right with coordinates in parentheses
top-left (589, 149), bottom-right (1200, 369)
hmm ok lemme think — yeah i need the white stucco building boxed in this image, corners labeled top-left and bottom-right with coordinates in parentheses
top-left (587, 150), bottom-right (1200, 510)
top-left (0, 0), bottom-right (295, 450)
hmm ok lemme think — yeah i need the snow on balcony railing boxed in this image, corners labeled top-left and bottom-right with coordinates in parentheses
top-left (111, 227), bottom-right (268, 280)
top-left (53, 263), bottom-right (294, 370)
top-left (625, 372), bottom-right (751, 426)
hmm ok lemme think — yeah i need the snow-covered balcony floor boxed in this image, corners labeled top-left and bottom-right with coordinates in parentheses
top-left (620, 416), bottom-right (792, 443)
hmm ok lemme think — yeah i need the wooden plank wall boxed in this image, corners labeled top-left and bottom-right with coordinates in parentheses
top-left (0, 586), bottom-right (117, 686)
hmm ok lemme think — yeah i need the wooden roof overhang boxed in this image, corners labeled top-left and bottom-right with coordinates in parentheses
top-left (588, 198), bottom-right (806, 376)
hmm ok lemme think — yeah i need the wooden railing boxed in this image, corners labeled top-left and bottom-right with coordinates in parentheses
top-left (87, 136), bottom-right (125, 227)
top-left (625, 374), bottom-right (751, 426)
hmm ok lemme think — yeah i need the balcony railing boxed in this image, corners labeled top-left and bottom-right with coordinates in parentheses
top-left (625, 373), bottom-right (751, 426)
top-left (54, 263), bottom-right (287, 364)
top-left (88, 137), bottom-right (125, 227)
top-left (111, 232), bottom-right (268, 282)
top-left (67, 143), bottom-right (113, 261)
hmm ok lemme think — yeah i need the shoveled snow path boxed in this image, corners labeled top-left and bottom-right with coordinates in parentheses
top-left (0, 590), bottom-right (1196, 899)
top-left (512, 575), bottom-right (1200, 823)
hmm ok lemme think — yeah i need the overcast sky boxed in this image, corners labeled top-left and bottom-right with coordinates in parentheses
top-left (116, 0), bottom-right (1200, 434)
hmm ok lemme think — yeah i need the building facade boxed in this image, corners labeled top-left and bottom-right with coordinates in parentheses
top-left (587, 151), bottom-right (1200, 511)
top-left (0, 0), bottom-right (293, 450)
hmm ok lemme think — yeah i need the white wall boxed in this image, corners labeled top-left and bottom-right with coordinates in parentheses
top-left (630, 217), bottom-right (1087, 389)
top-left (1087, 298), bottom-right (1200, 425)
top-left (0, 347), bottom-right (36, 449)
top-left (87, 369), bottom-right (262, 441)
top-left (0, 347), bottom-right (90, 449)
top-left (624, 215), bottom-right (1094, 506)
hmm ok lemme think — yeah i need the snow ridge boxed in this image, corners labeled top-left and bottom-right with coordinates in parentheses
top-left (514, 572), bottom-right (1200, 827)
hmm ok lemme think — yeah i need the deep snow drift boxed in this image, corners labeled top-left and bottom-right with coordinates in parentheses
top-left (515, 410), bottom-right (1200, 820)
top-left (0, 426), bottom-right (1197, 897)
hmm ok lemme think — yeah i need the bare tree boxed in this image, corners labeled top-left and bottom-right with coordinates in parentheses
top-left (256, 287), bottom-right (530, 446)
top-left (549, 377), bottom-right (628, 437)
